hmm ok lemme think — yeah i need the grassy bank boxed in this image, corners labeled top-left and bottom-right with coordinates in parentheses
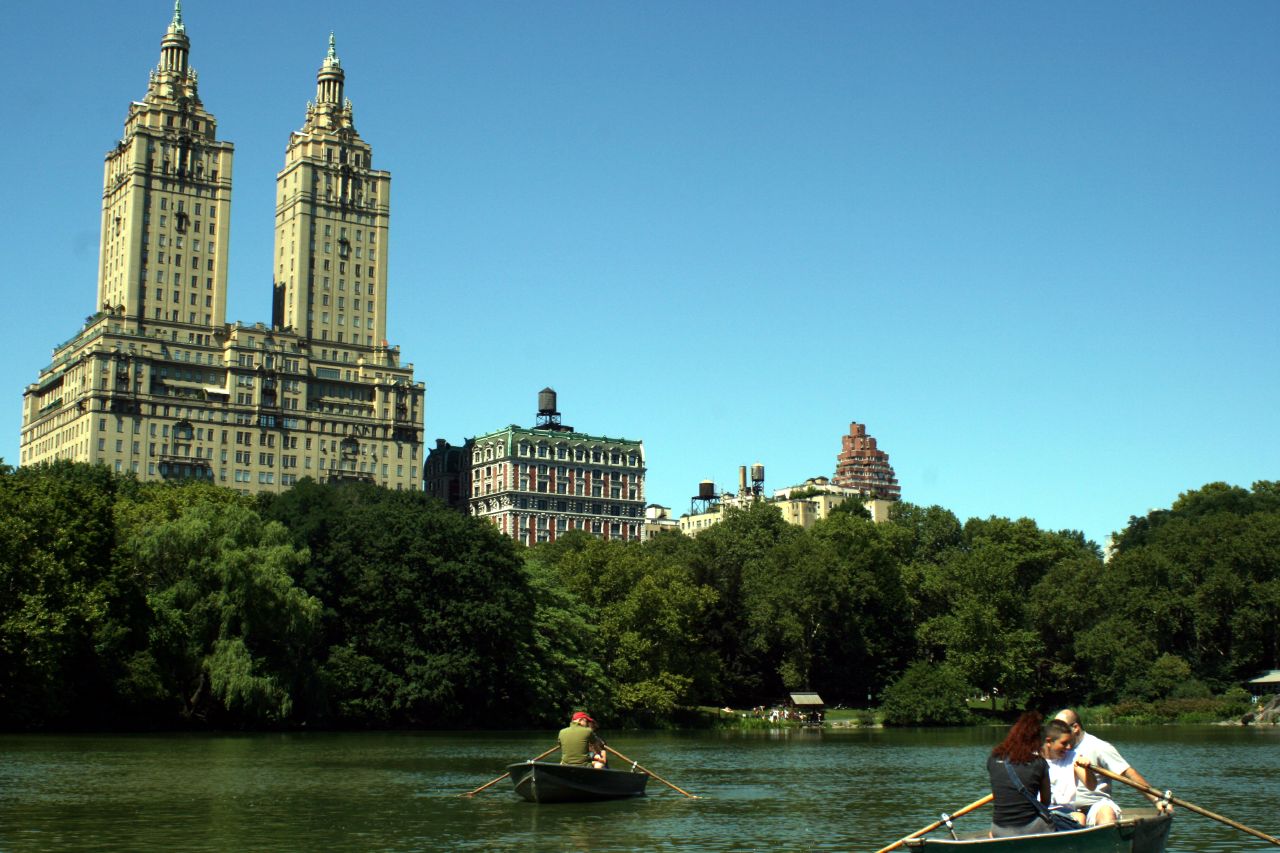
top-left (1075, 694), bottom-right (1270, 726)
top-left (690, 693), bottom-right (1275, 731)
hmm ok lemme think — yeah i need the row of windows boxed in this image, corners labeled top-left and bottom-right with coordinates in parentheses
top-left (151, 271), bottom-right (214, 288)
top-left (511, 519), bottom-right (638, 542)
top-left (104, 436), bottom-right (411, 476)
top-left (515, 464), bottom-right (637, 481)
top-left (517, 443), bottom-right (639, 465)
top-left (302, 241), bottom-right (375, 260)
top-left (311, 223), bottom-right (377, 243)
top-left (147, 196), bottom-right (219, 217)
top-left (474, 478), bottom-right (640, 498)
top-left (312, 296), bottom-right (375, 311)
top-left (508, 498), bottom-right (642, 517)
top-left (101, 414), bottom-right (412, 455)
top-left (475, 444), bottom-right (641, 466)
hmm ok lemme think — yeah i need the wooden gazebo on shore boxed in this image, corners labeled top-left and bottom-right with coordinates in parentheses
top-left (789, 692), bottom-right (825, 726)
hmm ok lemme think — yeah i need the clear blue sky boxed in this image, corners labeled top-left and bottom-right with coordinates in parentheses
top-left (4, 1), bottom-right (1277, 547)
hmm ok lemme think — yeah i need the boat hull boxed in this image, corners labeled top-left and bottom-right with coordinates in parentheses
top-left (906, 810), bottom-right (1172, 852)
top-left (507, 760), bottom-right (649, 803)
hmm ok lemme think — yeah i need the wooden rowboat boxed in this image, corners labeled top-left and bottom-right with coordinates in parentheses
top-left (904, 809), bottom-right (1172, 852)
top-left (507, 760), bottom-right (649, 803)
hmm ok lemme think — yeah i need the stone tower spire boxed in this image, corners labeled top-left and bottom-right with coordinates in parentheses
top-left (158, 1), bottom-right (189, 76)
top-left (96, 5), bottom-right (234, 327)
top-left (316, 32), bottom-right (345, 110)
top-left (273, 35), bottom-right (390, 350)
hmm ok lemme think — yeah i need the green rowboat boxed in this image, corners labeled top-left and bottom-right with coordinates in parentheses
top-left (507, 760), bottom-right (649, 803)
top-left (905, 809), bottom-right (1172, 852)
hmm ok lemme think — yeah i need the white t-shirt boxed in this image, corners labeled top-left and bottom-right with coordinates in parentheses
top-left (1046, 751), bottom-right (1078, 807)
top-left (1073, 731), bottom-right (1131, 806)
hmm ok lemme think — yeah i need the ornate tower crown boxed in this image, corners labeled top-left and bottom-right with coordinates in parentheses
top-left (313, 32), bottom-right (347, 125)
top-left (158, 0), bottom-right (190, 76)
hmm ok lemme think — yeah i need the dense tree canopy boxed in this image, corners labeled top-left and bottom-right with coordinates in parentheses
top-left (2, 463), bottom-right (1275, 730)
top-left (259, 480), bottom-right (533, 727)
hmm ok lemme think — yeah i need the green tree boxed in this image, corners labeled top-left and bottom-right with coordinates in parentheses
top-left (1026, 554), bottom-right (1112, 704)
top-left (1098, 482), bottom-right (1280, 692)
top-left (914, 517), bottom-right (1099, 707)
top-left (879, 661), bottom-right (972, 726)
top-left (535, 536), bottom-right (717, 722)
top-left (688, 501), bottom-right (802, 704)
top-left (746, 513), bottom-right (910, 703)
top-left (261, 480), bottom-right (532, 727)
top-left (826, 497), bottom-right (871, 519)
top-left (880, 503), bottom-right (963, 630)
top-left (514, 553), bottom-right (610, 725)
top-left (115, 484), bottom-right (321, 725)
top-left (0, 461), bottom-right (136, 728)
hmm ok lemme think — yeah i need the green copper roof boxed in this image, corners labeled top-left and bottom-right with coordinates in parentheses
top-left (469, 424), bottom-right (643, 447)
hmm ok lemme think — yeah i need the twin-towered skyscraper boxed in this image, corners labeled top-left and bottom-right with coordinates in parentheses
top-left (21, 5), bottom-right (424, 492)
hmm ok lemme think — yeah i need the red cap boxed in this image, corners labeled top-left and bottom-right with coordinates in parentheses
top-left (571, 711), bottom-right (596, 724)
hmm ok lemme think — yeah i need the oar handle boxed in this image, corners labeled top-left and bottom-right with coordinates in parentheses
top-left (1086, 763), bottom-right (1280, 846)
top-left (461, 744), bottom-right (560, 797)
top-left (874, 794), bottom-right (994, 853)
top-left (602, 745), bottom-right (700, 799)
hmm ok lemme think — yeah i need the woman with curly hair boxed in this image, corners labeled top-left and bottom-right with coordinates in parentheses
top-left (986, 710), bottom-right (1053, 838)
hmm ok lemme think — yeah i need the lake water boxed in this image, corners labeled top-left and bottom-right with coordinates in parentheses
top-left (1, 726), bottom-right (1277, 851)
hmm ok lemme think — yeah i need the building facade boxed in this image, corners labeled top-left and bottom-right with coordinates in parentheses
top-left (772, 477), bottom-right (895, 527)
top-left (677, 473), bottom-right (895, 537)
top-left (832, 421), bottom-right (901, 501)
top-left (426, 391), bottom-right (646, 545)
top-left (20, 9), bottom-right (423, 493)
top-left (643, 504), bottom-right (681, 539)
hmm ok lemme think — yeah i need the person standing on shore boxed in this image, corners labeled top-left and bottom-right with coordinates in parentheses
top-left (558, 710), bottom-right (607, 769)
top-left (1054, 708), bottom-right (1173, 825)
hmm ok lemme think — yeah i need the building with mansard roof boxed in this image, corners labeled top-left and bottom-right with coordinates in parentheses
top-left (20, 6), bottom-right (423, 493)
top-left (426, 389), bottom-right (647, 545)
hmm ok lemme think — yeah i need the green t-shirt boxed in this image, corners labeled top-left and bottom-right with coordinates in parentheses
top-left (558, 723), bottom-right (601, 766)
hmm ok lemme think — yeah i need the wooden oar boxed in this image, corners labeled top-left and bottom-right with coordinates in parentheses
top-left (461, 744), bottom-right (560, 797)
top-left (1086, 762), bottom-right (1280, 846)
top-left (602, 744), bottom-right (700, 799)
top-left (873, 793), bottom-right (995, 853)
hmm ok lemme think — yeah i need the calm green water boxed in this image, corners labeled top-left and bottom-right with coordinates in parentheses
top-left (1, 727), bottom-right (1277, 851)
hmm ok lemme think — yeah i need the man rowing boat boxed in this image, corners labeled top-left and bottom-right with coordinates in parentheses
top-left (1055, 708), bottom-right (1173, 825)
top-left (559, 710), bottom-right (607, 769)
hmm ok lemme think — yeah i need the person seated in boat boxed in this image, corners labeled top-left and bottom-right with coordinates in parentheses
top-left (1055, 708), bottom-right (1173, 825)
top-left (986, 710), bottom-right (1054, 838)
top-left (559, 710), bottom-right (607, 769)
top-left (1042, 718), bottom-right (1087, 828)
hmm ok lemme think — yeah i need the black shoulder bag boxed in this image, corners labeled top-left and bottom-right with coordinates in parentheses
top-left (1000, 759), bottom-right (1083, 832)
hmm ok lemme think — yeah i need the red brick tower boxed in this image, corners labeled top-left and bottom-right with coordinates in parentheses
top-left (832, 422), bottom-right (901, 501)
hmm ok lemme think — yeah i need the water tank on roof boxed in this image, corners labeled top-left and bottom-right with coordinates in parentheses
top-left (538, 387), bottom-right (557, 415)
top-left (698, 480), bottom-right (716, 500)
top-left (750, 463), bottom-right (765, 484)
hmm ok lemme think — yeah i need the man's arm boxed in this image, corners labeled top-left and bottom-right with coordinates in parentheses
top-left (1122, 766), bottom-right (1174, 812)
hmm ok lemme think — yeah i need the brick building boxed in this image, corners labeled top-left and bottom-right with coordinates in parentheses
top-left (426, 390), bottom-right (646, 545)
top-left (832, 422), bottom-right (901, 501)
